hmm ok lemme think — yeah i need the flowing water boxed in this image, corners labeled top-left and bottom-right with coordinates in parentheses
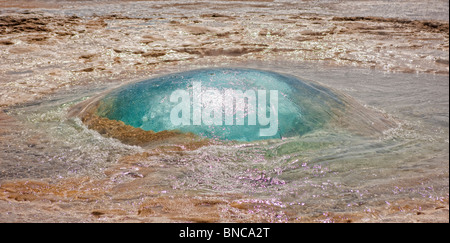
top-left (1, 62), bottom-right (448, 222)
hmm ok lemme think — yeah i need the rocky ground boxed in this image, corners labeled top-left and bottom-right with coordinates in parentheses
top-left (0, 0), bottom-right (448, 223)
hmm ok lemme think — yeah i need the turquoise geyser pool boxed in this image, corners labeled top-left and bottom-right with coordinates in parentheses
top-left (90, 68), bottom-right (391, 142)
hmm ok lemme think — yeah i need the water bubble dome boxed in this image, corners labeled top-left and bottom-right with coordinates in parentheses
top-left (93, 68), bottom-right (346, 142)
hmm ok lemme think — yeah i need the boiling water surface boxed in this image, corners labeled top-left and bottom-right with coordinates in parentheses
top-left (94, 68), bottom-right (349, 141)
top-left (1, 63), bottom-right (448, 222)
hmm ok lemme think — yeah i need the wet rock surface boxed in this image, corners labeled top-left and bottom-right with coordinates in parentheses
top-left (0, 1), bottom-right (448, 108)
top-left (0, 0), bottom-right (448, 223)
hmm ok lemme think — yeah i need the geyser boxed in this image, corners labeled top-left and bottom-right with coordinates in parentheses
top-left (90, 68), bottom-right (345, 142)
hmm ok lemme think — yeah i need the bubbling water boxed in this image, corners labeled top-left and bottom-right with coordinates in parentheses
top-left (86, 68), bottom-right (392, 143)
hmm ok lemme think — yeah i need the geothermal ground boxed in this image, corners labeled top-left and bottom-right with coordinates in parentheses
top-left (0, 0), bottom-right (448, 223)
